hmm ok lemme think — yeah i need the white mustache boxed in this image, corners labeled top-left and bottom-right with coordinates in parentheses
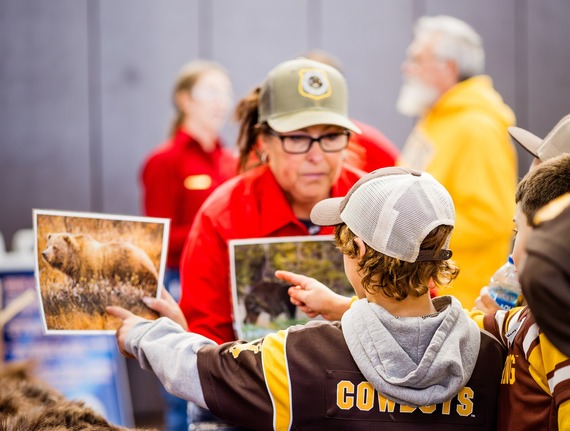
top-left (396, 80), bottom-right (440, 117)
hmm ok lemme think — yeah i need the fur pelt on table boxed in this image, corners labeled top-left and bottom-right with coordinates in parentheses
top-left (0, 361), bottom-right (157, 431)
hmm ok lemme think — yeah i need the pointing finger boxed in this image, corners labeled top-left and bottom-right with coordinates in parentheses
top-left (275, 270), bottom-right (311, 287)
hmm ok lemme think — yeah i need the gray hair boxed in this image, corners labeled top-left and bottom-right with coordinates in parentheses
top-left (414, 15), bottom-right (485, 80)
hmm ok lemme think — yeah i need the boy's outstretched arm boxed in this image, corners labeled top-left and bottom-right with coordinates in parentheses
top-left (275, 270), bottom-right (352, 321)
top-left (107, 306), bottom-right (145, 359)
top-left (106, 304), bottom-right (215, 408)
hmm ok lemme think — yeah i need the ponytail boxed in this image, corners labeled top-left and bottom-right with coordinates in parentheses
top-left (235, 87), bottom-right (263, 172)
top-left (168, 111), bottom-right (185, 138)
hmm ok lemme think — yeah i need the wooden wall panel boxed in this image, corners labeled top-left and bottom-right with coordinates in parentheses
top-left (0, 0), bottom-right (91, 246)
top-left (321, 0), bottom-right (415, 147)
top-left (211, 0), bottom-right (309, 95)
top-left (99, 0), bottom-right (201, 216)
top-left (526, 1), bottom-right (570, 137)
top-left (211, 0), bottom-right (310, 147)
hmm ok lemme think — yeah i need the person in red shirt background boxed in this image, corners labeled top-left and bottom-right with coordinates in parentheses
top-left (178, 58), bottom-right (365, 429)
top-left (140, 59), bottom-right (237, 431)
top-left (141, 60), bottom-right (237, 295)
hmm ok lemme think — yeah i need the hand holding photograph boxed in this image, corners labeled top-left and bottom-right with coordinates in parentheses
top-left (33, 209), bottom-right (169, 334)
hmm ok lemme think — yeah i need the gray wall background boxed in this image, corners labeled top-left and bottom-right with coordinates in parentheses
top-left (2, 0), bottom-right (570, 247)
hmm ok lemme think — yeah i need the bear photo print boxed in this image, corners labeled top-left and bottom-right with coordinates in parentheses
top-left (229, 236), bottom-right (353, 341)
top-left (33, 209), bottom-right (169, 334)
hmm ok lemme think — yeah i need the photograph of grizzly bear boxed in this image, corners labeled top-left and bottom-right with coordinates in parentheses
top-left (33, 209), bottom-right (169, 333)
top-left (42, 233), bottom-right (159, 291)
top-left (230, 236), bottom-right (353, 341)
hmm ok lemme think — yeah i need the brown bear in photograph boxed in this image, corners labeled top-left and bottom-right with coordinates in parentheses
top-left (41, 233), bottom-right (158, 292)
top-left (243, 281), bottom-right (297, 324)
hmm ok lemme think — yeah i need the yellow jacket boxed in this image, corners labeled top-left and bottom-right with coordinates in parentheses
top-left (398, 76), bottom-right (517, 307)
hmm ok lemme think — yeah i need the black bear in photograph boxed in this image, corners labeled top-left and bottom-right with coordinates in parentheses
top-left (243, 281), bottom-right (296, 324)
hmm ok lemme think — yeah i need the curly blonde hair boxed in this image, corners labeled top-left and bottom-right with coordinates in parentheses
top-left (334, 224), bottom-right (459, 301)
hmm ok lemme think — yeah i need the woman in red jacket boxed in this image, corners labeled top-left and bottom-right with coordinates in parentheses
top-left (178, 58), bottom-right (364, 429)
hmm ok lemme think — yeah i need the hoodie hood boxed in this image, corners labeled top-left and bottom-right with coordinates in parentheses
top-left (427, 75), bottom-right (515, 128)
top-left (341, 295), bottom-right (480, 407)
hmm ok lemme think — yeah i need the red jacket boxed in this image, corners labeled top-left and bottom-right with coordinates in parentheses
top-left (141, 129), bottom-right (237, 268)
top-left (179, 164), bottom-right (363, 343)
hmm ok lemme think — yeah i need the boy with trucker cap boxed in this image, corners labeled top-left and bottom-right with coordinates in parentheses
top-left (108, 167), bottom-right (504, 430)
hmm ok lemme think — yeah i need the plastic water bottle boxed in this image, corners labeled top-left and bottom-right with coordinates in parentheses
top-left (488, 256), bottom-right (522, 310)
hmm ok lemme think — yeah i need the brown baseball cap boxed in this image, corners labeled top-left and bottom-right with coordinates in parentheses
top-left (508, 114), bottom-right (570, 161)
top-left (257, 58), bottom-right (361, 134)
top-left (521, 193), bottom-right (570, 356)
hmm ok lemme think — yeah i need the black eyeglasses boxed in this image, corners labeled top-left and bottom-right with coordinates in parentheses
top-left (267, 129), bottom-right (350, 154)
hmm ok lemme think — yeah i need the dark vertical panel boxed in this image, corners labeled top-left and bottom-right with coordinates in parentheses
top-left (321, 0), bottom-right (416, 148)
top-left (87, 0), bottom-right (103, 212)
top-left (527, 1), bottom-right (570, 137)
top-left (99, 0), bottom-right (200, 216)
top-left (307, 0), bottom-right (323, 49)
top-left (412, 0), bottom-right (427, 17)
top-left (513, 0), bottom-right (532, 171)
top-left (513, 0), bottom-right (528, 129)
top-left (0, 0), bottom-right (90, 247)
top-left (210, 0), bottom-right (308, 147)
top-left (198, 0), bottom-right (213, 58)
top-left (211, 0), bottom-right (308, 97)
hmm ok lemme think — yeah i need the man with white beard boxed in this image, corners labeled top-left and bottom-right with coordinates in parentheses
top-left (397, 15), bottom-right (518, 308)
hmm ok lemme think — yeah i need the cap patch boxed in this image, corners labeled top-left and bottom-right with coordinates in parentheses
top-left (298, 68), bottom-right (331, 101)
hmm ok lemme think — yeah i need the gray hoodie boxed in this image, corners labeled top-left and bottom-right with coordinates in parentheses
top-left (341, 295), bottom-right (480, 407)
top-left (126, 317), bottom-right (214, 408)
